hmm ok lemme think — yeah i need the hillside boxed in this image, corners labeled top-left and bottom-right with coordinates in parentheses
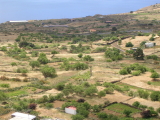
top-left (0, 4), bottom-right (160, 120)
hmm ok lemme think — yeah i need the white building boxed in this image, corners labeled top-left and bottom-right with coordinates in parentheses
top-left (65, 106), bottom-right (77, 115)
top-left (9, 20), bottom-right (28, 23)
top-left (145, 42), bottom-right (155, 48)
top-left (9, 112), bottom-right (36, 120)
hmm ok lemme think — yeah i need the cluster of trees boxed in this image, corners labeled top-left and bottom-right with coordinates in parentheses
top-left (119, 63), bottom-right (147, 75)
top-left (105, 48), bottom-right (123, 61)
top-left (60, 59), bottom-right (88, 71)
top-left (70, 43), bottom-right (90, 53)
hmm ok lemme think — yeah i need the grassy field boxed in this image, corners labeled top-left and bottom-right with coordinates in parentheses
top-left (107, 103), bottom-right (141, 114)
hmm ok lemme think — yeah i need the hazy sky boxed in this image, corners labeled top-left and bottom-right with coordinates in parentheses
top-left (0, 0), bottom-right (160, 23)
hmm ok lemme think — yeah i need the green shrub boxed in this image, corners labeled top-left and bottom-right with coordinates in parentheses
top-left (150, 91), bottom-right (160, 101)
top-left (156, 107), bottom-right (160, 113)
top-left (0, 46), bottom-right (7, 51)
top-left (0, 84), bottom-right (10, 88)
top-left (37, 53), bottom-right (49, 64)
top-left (131, 71), bottom-right (141, 76)
top-left (31, 51), bottom-right (39, 57)
top-left (132, 101), bottom-right (140, 107)
top-left (125, 42), bottom-right (134, 47)
top-left (16, 68), bottom-right (28, 73)
top-left (147, 81), bottom-right (151, 85)
top-left (123, 109), bottom-right (132, 117)
top-left (11, 62), bottom-right (17, 66)
top-left (45, 103), bottom-right (53, 109)
top-left (139, 105), bottom-right (147, 109)
top-left (137, 90), bottom-right (149, 99)
top-left (106, 59), bottom-right (112, 62)
top-left (51, 50), bottom-right (59, 54)
top-left (83, 55), bottom-right (94, 61)
top-left (119, 69), bottom-right (128, 75)
top-left (104, 88), bottom-right (114, 94)
top-left (41, 65), bottom-right (57, 78)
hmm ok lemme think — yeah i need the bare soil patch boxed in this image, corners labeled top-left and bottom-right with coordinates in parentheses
top-left (121, 72), bottom-right (160, 91)
top-left (36, 106), bottom-right (72, 120)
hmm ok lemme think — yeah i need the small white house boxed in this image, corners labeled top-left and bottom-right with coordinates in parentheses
top-left (65, 106), bottom-right (77, 115)
top-left (9, 112), bottom-right (36, 120)
top-left (145, 42), bottom-right (155, 48)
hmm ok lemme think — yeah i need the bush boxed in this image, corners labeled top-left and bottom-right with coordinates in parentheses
top-left (45, 103), bottom-right (53, 109)
top-left (104, 88), bottom-right (114, 94)
top-left (150, 72), bottom-right (159, 80)
top-left (156, 107), bottom-right (160, 113)
top-left (123, 109), bottom-right (132, 117)
top-left (29, 61), bottom-right (40, 69)
top-left (83, 55), bottom-right (94, 61)
top-left (119, 69), bottom-right (128, 75)
top-left (51, 50), bottom-right (59, 54)
top-left (31, 51), bottom-right (39, 57)
top-left (41, 65), bottom-right (57, 78)
top-left (147, 81), bottom-right (151, 85)
top-left (131, 71), bottom-right (141, 76)
top-left (11, 62), bottom-right (17, 66)
top-left (150, 91), bottom-right (160, 101)
top-left (55, 82), bottom-right (65, 90)
top-left (16, 68), bottom-right (28, 73)
top-left (37, 53), bottom-right (49, 64)
top-left (98, 91), bottom-right (106, 98)
top-left (125, 42), bottom-right (134, 47)
top-left (137, 90), bottom-right (149, 99)
top-left (78, 53), bottom-right (83, 58)
top-left (0, 84), bottom-right (10, 88)
top-left (132, 101), bottom-right (140, 107)
top-left (71, 114), bottom-right (84, 120)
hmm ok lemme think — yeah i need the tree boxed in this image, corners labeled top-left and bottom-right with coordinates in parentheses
top-left (133, 48), bottom-right (144, 60)
top-left (83, 55), bottom-right (94, 61)
top-left (125, 42), bottom-right (134, 47)
top-left (29, 61), bottom-right (40, 69)
top-left (123, 109), bottom-right (132, 117)
top-left (140, 110), bottom-right (151, 118)
top-left (78, 53), bottom-right (83, 58)
top-left (41, 65), bottom-right (57, 78)
top-left (71, 114), bottom-right (84, 120)
top-left (37, 53), bottom-right (49, 64)
top-left (112, 27), bottom-right (117, 31)
top-left (150, 91), bottom-right (160, 101)
top-left (150, 72), bottom-right (159, 80)
top-left (98, 91), bottom-right (106, 98)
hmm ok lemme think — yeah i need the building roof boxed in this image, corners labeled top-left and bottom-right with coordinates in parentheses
top-left (11, 112), bottom-right (36, 120)
top-left (67, 106), bottom-right (77, 110)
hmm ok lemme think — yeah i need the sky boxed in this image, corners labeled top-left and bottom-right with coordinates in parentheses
top-left (0, 0), bottom-right (160, 23)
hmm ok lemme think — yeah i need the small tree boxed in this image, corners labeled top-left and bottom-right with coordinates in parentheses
top-left (78, 53), bottom-right (83, 58)
top-left (71, 114), bottom-right (84, 120)
top-left (125, 42), bottom-right (134, 47)
top-left (29, 61), bottom-right (40, 69)
top-left (98, 91), bottom-right (106, 98)
top-left (11, 62), bottom-right (17, 66)
top-left (150, 72), bottom-right (159, 80)
top-left (123, 109), bottom-right (132, 117)
top-left (37, 53), bottom-right (49, 64)
top-left (41, 65), bottom-right (57, 78)
top-left (133, 48), bottom-right (144, 60)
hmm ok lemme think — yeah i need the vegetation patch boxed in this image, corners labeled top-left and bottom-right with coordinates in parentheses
top-left (106, 103), bottom-right (141, 114)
